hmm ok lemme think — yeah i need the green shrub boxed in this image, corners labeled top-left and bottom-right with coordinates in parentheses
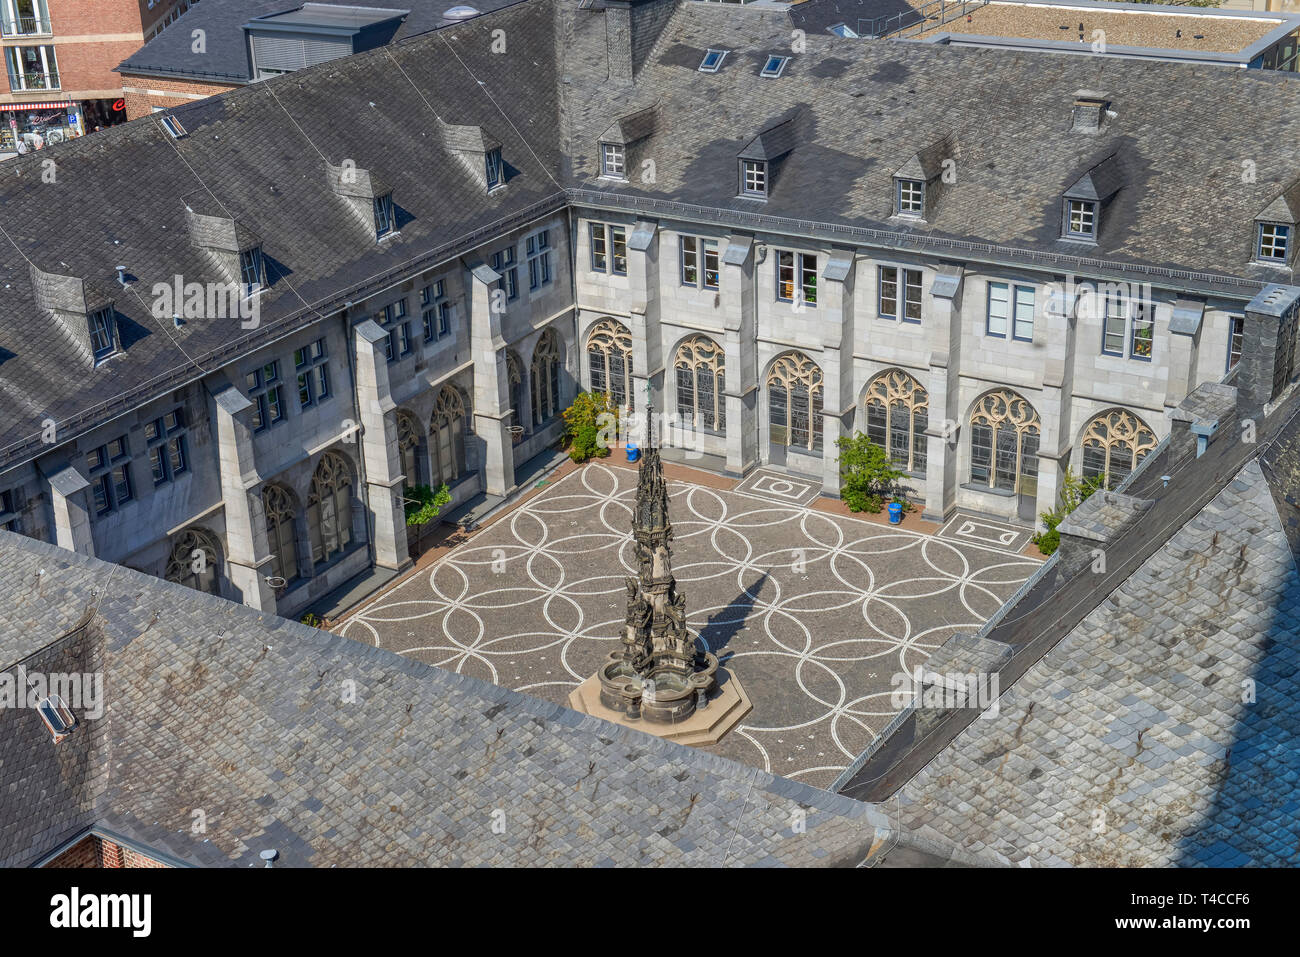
top-left (1032, 468), bottom-right (1103, 555)
top-left (404, 483), bottom-right (452, 527)
top-left (562, 390), bottom-right (619, 463)
top-left (836, 432), bottom-right (906, 514)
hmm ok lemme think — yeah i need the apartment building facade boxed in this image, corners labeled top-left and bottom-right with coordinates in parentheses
top-left (1, 0), bottom-right (1298, 621)
top-left (0, 0), bottom-right (192, 152)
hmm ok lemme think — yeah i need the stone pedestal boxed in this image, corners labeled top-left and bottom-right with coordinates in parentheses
top-left (567, 666), bottom-right (752, 747)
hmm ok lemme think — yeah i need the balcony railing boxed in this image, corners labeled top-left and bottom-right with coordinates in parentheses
top-left (6, 69), bottom-right (59, 91)
top-left (1, 15), bottom-right (52, 37)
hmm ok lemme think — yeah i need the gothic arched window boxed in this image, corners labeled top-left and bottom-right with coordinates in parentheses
top-left (586, 318), bottom-right (633, 408)
top-left (969, 390), bottom-right (1040, 492)
top-left (674, 335), bottom-right (726, 432)
top-left (396, 411), bottom-right (422, 489)
top-left (165, 528), bottom-right (220, 594)
top-left (307, 451), bottom-right (354, 565)
top-left (864, 369), bottom-right (929, 474)
top-left (1080, 409), bottom-right (1158, 490)
top-left (531, 329), bottom-right (562, 426)
top-left (263, 484), bottom-right (298, 585)
top-left (430, 385), bottom-right (467, 488)
top-left (506, 350), bottom-right (524, 443)
top-left (767, 352), bottom-right (824, 453)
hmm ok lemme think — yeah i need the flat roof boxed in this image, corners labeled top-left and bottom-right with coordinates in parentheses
top-left (915, 1), bottom-right (1287, 53)
top-left (251, 3), bottom-right (411, 31)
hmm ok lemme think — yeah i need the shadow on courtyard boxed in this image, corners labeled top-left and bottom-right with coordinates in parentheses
top-left (697, 573), bottom-right (770, 665)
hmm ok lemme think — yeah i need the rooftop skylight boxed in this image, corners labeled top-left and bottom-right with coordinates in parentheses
top-left (760, 55), bottom-right (789, 78)
top-left (699, 49), bottom-right (727, 73)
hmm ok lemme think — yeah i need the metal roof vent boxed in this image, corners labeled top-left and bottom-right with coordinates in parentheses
top-left (444, 5), bottom-right (480, 19)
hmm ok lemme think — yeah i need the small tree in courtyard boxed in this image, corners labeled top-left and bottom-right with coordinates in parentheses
top-left (562, 390), bottom-right (620, 463)
top-left (836, 432), bottom-right (906, 513)
top-left (1032, 467), bottom-right (1103, 556)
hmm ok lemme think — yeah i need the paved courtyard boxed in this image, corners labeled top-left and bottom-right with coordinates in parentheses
top-left (340, 463), bottom-right (1040, 789)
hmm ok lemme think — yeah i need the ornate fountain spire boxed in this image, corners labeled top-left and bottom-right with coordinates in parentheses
top-left (597, 399), bottom-right (717, 723)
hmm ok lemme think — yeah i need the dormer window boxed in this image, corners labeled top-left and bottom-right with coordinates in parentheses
top-left (1065, 199), bottom-right (1098, 240)
top-left (485, 148), bottom-right (503, 190)
top-left (601, 142), bottom-right (625, 179)
top-left (740, 159), bottom-right (767, 198)
top-left (699, 49), bottom-right (726, 73)
top-left (88, 307), bottom-right (115, 360)
top-left (239, 245), bottom-right (265, 298)
top-left (373, 193), bottom-right (395, 239)
top-left (760, 55), bottom-right (789, 78)
top-left (1257, 222), bottom-right (1291, 263)
top-left (896, 178), bottom-right (924, 217)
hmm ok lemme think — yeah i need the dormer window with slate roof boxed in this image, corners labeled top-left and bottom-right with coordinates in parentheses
top-left (485, 148), bottom-right (504, 191)
top-left (239, 246), bottom-right (265, 298)
top-left (597, 107), bottom-right (654, 183)
top-left (1251, 180), bottom-right (1299, 266)
top-left (443, 123), bottom-right (506, 193)
top-left (1258, 223), bottom-right (1291, 263)
top-left (374, 193), bottom-right (395, 239)
top-left (699, 49), bottom-right (726, 72)
top-left (896, 179), bottom-right (924, 218)
top-left (740, 160), bottom-right (767, 198)
top-left (89, 307), bottom-right (115, 360)
top-left (601, 142), bottom-right (625, 179)
top-left (30, 265), bottom-right (120, 368)
top-left (326, 160), bottom-right (396, 242)
top-left (892, 135), bottom-right (951, 222)
top-left (1061, 153), bottom-right (1122, 244)
top-left (737, 116), bottom-right (797, 201)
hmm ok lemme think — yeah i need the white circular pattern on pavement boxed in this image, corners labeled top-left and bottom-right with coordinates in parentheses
top-left (340, 463), bottom-right (1039, 789)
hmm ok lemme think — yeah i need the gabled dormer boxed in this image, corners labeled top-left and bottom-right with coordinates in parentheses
top-left (1253, 180), bottom-right (1300, 267)
top-left (443, 123), bottom-right (506, 192)
top-left (597, 106), bottom-right (655, 181)
top-left (30, 265), bottom-right (120, 367)
top-left (1061, 153), bottom-right (1123, 244)
top-left (892, 134), bottom-right (952, 222)
top-left (737, 116), bottom-right (797, 200)
top-left (183, 191), bottom-right (265, 296)
top-left (326, 160), bottom-right (396, 240)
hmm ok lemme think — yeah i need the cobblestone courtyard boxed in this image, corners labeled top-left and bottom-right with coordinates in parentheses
top-left (341, 463), bottom-right (1039, 788)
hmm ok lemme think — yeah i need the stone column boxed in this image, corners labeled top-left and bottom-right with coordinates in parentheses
top-left (44, 465), bottom-right (94, 556)
top-left (820, 249), bottom-right (857, 497)
top-left (354, 319), bottom-right (411, 572)
top-left (211, 384), bottom-right (277, 612)
top-left (720, 234), bottom-right (757, 477)
top-left (924, 265), bottom-right (965, 523)
top-left (466, 261), bottom-right (515, 496)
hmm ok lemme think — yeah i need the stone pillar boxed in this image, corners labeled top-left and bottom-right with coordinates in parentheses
top-left (1236, 283), bottom-right (1300, 420)
top-left (626, 220), bottom-right (662, 418)
top-left (466, 261), bottom-right (516, 497)
top-left (212, 385), bottom-right (277, 612)
top-left (44, 465), bottom-right (94, 556)
top-left (820, 249), bottom-right (856, 497)
top-left (722, 234), bottom-right (758, 477)
top-left (924, 265), bottom-right (965, 523)
top-left (354, 319), bottom-right (411, 571)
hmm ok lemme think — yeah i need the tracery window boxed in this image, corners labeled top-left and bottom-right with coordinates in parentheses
top-left (864, 369), bottom-right (928, 474)
top-left (767, 352), bottom-right (823, 453)
top-left (969, 390), bottom-right (1040, 493)
top-left (674, 335), bottom-right (726, 432)
top-left (531, 329), bottom-right (562, 426)
top-left (307, 452), bottom-right (354, 565)
top-left (165, 528), bottom-right (220, 594)
top-left (586, 318), bottom-right (633, 408)
top-left (1080, 409), bottom-right (1157, 490)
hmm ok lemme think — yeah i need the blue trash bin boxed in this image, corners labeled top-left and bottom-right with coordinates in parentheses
top-left (887, 501), bottom-right (903, 524)
top-left (627, 443), bottom-right (640, 463)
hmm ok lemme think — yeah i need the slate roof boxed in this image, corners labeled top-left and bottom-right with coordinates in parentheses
top-left (0, 529), bottom-right (975, 868)
top-left (116, 0), bottom-right (519, 82)
top-left (7, 0), bottom-right (1300, 471)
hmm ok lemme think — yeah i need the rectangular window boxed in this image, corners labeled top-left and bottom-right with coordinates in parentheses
top-left (295, 338), bottom-right (330, 407)
top-left (760, 55), bottom-right (789, 78)
top-left (1258, 222), bottom-right (1290, 262)
top-left (373, 193), bottom-right (395, 239)
top-left (1066, 199), bottom-right (1097, 239)
top-left (89, 308), bottom-right (115, 359)
top-left (699, 48), bottom-right (726, 72)
top-left (527, 229), bottom-right (553, 289)
top-left (4, 43), bottom-right (58, 90)
top-left (896, 179), bottom-right (923, 216)
top-left (247, 361), bottom-right (284, 432)
top-left (741, 160), bottom-right (767, 197)
top-left (422, 280), bottom-right (451, 341)
top-left (987, 282), bottom-right (1033, 339)
top-left (485, 148), bottom-right (503, 190)
top-left (589, 224), bottom-right (625, 275)
top-left (776, 251), bottom-right (817, 306)
top-left (145, 408), bottom-right (188, 485)
top-left (239, 246), bottom-right (264, 297)
top-left (1130, 302), bottom-right (1153, 360)
top-left (376, 300), bottom-right (409, 362)
top-left (1102, 294), bottom-right (1153, 360)
top-left (491, 246), bottom-right (518, 301)
top-left (681, 236), bottom-right (698, 286)
top-left (86, 435), bottom-right (132, 515)
top-left (601, 143), bottom-right (625, 178)
top-left (1227, 315), bottom-right (1245, 372)
top-left (680, 237), bottom-right (720, 290)
top-left (878, 266), bottom-right (921, 322)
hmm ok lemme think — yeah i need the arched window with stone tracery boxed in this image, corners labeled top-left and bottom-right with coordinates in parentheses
top-left (506, 350), bottom-right (524, 443)
top-left (969, 389), bottom-right (1040, 492)
top-left (767, 352), bottom-right (823, 453)
top-left (1080, 409), bottom-right (1157, 490)
top-left (531, 329), bottom-right (562, 426)
top-left (263, 484), bottom-right (298, 585)
top-left (165, 527), bottom-right (221, 595)
top-left (307, 451), bottom-right (354, 565)
top-left (586, 318), bottom-right (633, 408)
top-left (674, 335), bottom-right (726, 432)
top-left (864, 369), bottom-right (928, 474)
top-left (430, 385), bottom-right (467, 488)
top-left (396, 411), bottom-right (422, 489)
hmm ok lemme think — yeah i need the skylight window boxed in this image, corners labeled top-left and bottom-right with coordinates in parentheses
top-left (828, 23), bottom-right (859, 39)
top-left (760, 55), bottom-right (789, 78)
top-left (160, 114), bottom-right (187, 139)
top-left (699, 49), bottom-right (727, 73)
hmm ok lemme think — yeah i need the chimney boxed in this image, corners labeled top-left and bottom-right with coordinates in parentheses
top-left (1071, 91), bottom-right (1109, 133)
top-left (602, 0), bottom-right (674, 85)
top-left (1236, 283), bottom-right (1300, 420)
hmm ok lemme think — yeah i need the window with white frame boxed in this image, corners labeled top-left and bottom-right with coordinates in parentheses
top-left (373, 193), bottom-right (395, 239)
top-left (1065, 199), bottom-right (1098, 240)
top-left (1101, 291), bottom-right (1153, 361)
top-left (776, 250), bottom-right (817, 306)
top-left (680, 236), bottom-right (720, 290)
top-left (145, 408), bottom-right (188, 485)
top-left (294, 338), bottom-right (330, 407)
top-left (86, 435), bottom-right (133, 515)
top-left (491, 245), bottom-right (518, 301)
top-left (421, 280), bottom-right (452, 341)
top-left (740, 159), bottom-right (767, 197)
top-left (698, 48), bottom-right (726, 72)
top-left (246, 360), bottom-right (285, 432)
top-left (760, 55), bottom-right (789, 78)
top-left (1257, 222), bottom-right (1291, 263)
top-left (526, 230), bottom-right (552, 290)
top-left (1227, 314), bottom-right (1244, 373)
top-left (88, 307), bottom-right (116, 360)
top-left (896, 179), bottom-right (924, 217)
top-left (374, 299), bottom-right (411, 361)
top-left (987, 281), bottom-right (1035, 341)
top-left (5, 44), bottom-right (58, 90)
top-left (589, 223), bottom-right (627, 275)
top-left (878, 265), bottom-right (922, 323)
top-left (600, 142), bottom-right (625, 178)
top-left (239, 245), bottom-right (264, 298)
top-left (485, 148), bottom-right (503, 190)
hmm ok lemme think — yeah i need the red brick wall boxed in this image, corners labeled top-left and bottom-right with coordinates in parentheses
top-left (44, 834), bottom-right (167, 868)
top-left (118, 73), bottom-right (237, 119)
